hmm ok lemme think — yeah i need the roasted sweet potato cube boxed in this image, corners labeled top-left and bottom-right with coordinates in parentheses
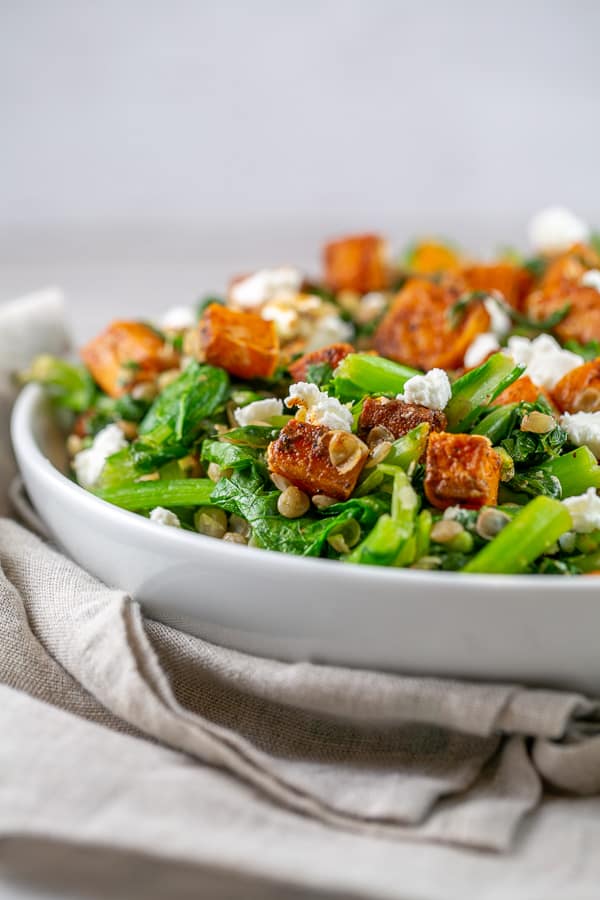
top-left (80, 321), bottom-right (179, 398)
top-left (323, 234), bottom-right (388, 293)
top-left (525, 284), bottom-right (600, 346)
top-left (424, 432), bottom-right (501, 510)
top-left (358, 397), bottom-right (446, 442)
top-left (492, 375), bottom-right (546, 407)
top-left (405, 240), bottom-right (462, 275)
top-left (541, 243), bottom-right (600, 289)
top-left (374, 278), bottom-right (490, 371)
top-left (267, 420), bottom-right (368, 501)
top-left (198, 303), bottom-right (279, 380)
top-left (460, 263), bottom-right (533, 310)
top-left (288, 342), bottom-right (354, 383)
top-left (552, 359), bottom-right (600, 413)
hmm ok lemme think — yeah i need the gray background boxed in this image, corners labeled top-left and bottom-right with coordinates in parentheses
top-left (1, 0), bottom-right (599, 333)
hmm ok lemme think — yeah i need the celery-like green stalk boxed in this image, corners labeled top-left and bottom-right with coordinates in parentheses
top-left (445, 354), bottom-right (524, 432)
top-left (472, 403), bottom-right (519, 444)
top-left (344, 515), bottom-right (408, 566)
top-left (538, 447), bottom-right (600, 498)
top-left (385, 423), bottom-right (430, 469)
top-left (332, 353), bottom-right (420, 401)
top-left (462, 496), bottom-right (572, 574)
top-left (95, 478), bottom-right (215, 510)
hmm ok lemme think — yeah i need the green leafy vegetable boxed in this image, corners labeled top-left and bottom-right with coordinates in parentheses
top-left (21, 355), bottom-right (96, 412)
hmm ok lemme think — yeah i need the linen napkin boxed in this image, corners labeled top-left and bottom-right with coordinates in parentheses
top-left (2, 288), bottom-right (600, 865)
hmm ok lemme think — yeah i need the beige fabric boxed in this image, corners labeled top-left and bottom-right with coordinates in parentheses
top-left (2, 290), bottom-right (600, 897)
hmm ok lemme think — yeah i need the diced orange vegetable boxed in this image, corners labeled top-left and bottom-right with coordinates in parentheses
top-left (424, 432), bottom-right (501, 510)
top-left (492, 375), bottom-right (546, 407)
top-left (461, 263), bottom-right (533, 310)
top-left (525, 283), bottom-right (600, 345)
top-left (267, 420), bottom-right (368, 501)
top-left (405, 240), bottom-right (462, 275)
top-left (198, 304), bottom-right (279, 380)
top-left (288, 343), bottom-right (354, 382)
top-left (541, 243), bottom-right (600, 289)
top-left (358, 398), bottom-right (446, 441)
top-left (80, 321), bottom-right (179, 398)
top-left (374, 278), bottom-right (490, 371)
top-left (551, 359), bottom-right (600, 413)
top-left (323, 234), bottom-right (388, 293)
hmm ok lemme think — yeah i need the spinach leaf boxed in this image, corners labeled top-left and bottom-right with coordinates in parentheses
top-left (211, 469), bottom-right (364, 556)
top-left (306, 361), bottom-right (334, 389)
top-left (139, 362), bottom-right (229, 439)
top-left (201, 439), bottom-right (262, 471)
top-left (508, 469), bottom-right (562, 500)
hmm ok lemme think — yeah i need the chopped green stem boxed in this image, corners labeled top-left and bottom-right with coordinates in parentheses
top-left (463, 496), bottom-right (572, 574)
top-left (539, 447), bottom-right (600, 498)
top-left (445, 353), bottom-right (524, 432)
top-left (472, 403), bottom-right (519, 444)
top-left (332, 353), bottom-right (420, 401)
top-left (345, 515), bottom-right (409, 566)
top-left (96, 478), bottom-right (215, 510)
top-left (385, 423), bottom-right (430, 469)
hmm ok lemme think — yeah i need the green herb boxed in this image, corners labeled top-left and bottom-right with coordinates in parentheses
top-left (306, 361), bottom-right (334, 388)
top-left (563, 340), bottom-right (600, 362)
top-left (196, 295), bottom-right (225, 318)
top-left (20, 355), bottom-right (97, 413)
top-left (447, 291), bottom-right (489, 328)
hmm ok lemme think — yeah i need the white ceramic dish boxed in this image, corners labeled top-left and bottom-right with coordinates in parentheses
top-left (11, 382), bottom-right (600, 692)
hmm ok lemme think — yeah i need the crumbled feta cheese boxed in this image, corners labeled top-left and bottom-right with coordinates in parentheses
top-left (159, 305), bottom-right (196, 330)
top-left (304, 313), bottom-right (354, 352)
top-left (464, 332), bottom-right (501, 369)
top-left (581, 269), bottom-right (600, 292)
top-left (562, 488), bottom-right (600, 534)
top-left (285, 382), bottom-right (353, 432)
top-left (233, 397), bottom-right (284, 427)
top-left (230, 267), bottom-right (303, 308)
top-left (397, 369), bottom-right (452, 411)
top-left (505, 333), bottom-right (583, 390)
top-left (73, 424), bottom-right (128, 489)
top-left (483, 296), bottom-right (512, 338)
top-left (149, 507), bottom-right (181, 528)
top-left (356, 292), bottom-right (387, 324)
top-left (261, 299), bottom-right (300, 342)
top-left (560, 411), bottom-right (600, 458)
top-left (528, 206), bottom-right (590, 255)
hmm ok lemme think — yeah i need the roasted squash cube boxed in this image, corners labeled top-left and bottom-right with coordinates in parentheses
top-left (492, 375), bottom-right (546, 407)
top-left (288, 342), bottom-right (354, 383)
top-left (80, 321), bottom-right (179, 398)
top-left (198, 304), bottom-right (279, 380)
top-left (358, 397), bottom-right (446, 442)
top-left (267, 420), bottom-right (368, 501)
top-left (405, 240), bottom-right (462, 275)
top-left (526, 284), bottom-right (600, 346)
top-left (552, 359), bottom-right (600, 413)
top-left (374, 278), bottom-right (490, 371)
top-left (323, 234), bottom-right (388, 293)
top-left (424, 432), bottom-right (501, 510)
top-left (460, 263), bottom-right (533, 310)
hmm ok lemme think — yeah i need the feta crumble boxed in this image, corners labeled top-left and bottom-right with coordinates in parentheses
top-left (560, 411), bottom-right (600, 458)
top-left (233, 397), bottom-right (284, 427)
top-left (159, 305), bottom-right (196, 330)
top-left (149, 507), bottom-right (181, 528)
top-left (505, 333), bottom-right (583, 390)
top-left (528, 206), bottom-right (590, 255)
top-left (397, 369), bottom-right (452, 411)
top-left (230, 267), bottom-right (303, 308)
top-left (581, 269), bottom-right (600, 292)
top-left (483, 296), bottom-right (512, 338)
top-left (464, 332), bottom-right (500, 369)
top-left (562, 488), bottom-right (600, 534)
top-left (285, 382), bottom-right (353, 432)
top-left (73, 424), bottom-right (128, 489)
top-left (304, 313), bottom-right (354, 352)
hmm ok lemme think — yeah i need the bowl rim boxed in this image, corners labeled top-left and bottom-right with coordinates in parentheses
top-left (11, 382), bottom-right (600, 593)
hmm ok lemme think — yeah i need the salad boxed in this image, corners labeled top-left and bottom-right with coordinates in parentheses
top-left (22, 207), bottom-right (600, 575)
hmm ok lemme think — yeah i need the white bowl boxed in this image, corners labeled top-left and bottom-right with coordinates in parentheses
top-left (11, 383), bottom-right (600, 693)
